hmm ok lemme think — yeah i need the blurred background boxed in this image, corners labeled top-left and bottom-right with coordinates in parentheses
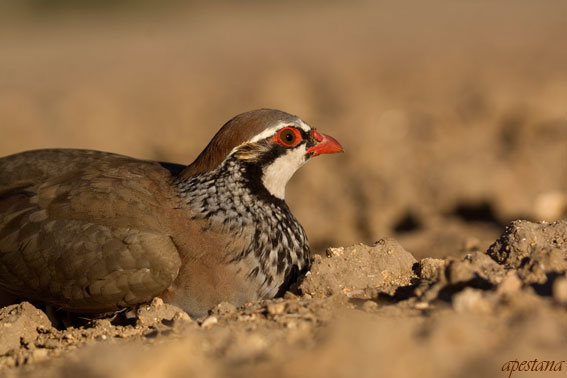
top-left (1, 0), bottom-right (566, 258)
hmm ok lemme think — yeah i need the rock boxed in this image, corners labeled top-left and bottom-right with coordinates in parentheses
top-left (137, 297), bottom-right (189, 327)
top-left (266, 302), bottom-right (286, 315)
top-left (414, 302), bottom-right (429, 310)
top-left (300, 238), bottom-right (417, 298)
top-left (418, 258), bottom-right (447, 281)
top-left (0, 302), bottom-right (53, 355)
top-left (172, 312), bottom-right (192, 323)
top-left (487, 220), bottom-right (567, 269)
top-left (201, 316), bottom-right (218, 329)
top-left (446, 252), bottom-right (505, 286)
top-left (210, 302), bottom-right (237, 316)
top-left (487, 220), bottom-right (567, 284)
top-left (415, 252), bottom-right (506, 304)
top-left (452, 288), bottom-right (492, 314)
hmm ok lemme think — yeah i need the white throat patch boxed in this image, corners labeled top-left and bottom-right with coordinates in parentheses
top-left (262, 144), bottom-right (307, 199)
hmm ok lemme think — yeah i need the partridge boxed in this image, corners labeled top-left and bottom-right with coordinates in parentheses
top-left (0, 109), bottom-right (342, 317)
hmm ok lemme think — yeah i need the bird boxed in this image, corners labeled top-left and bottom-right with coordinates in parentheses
top-left (0, 109), bottom-right (342, 318)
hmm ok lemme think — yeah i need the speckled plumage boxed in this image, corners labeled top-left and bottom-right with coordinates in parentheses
top-left (176, 154), bottom-right (310, 300)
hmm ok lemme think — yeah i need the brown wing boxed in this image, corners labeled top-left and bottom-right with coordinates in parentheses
top-left (0, 149), bottom-right (182, 313)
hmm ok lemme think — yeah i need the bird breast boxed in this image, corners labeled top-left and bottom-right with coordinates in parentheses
top-left (175, 156), bottom-right (310, 300)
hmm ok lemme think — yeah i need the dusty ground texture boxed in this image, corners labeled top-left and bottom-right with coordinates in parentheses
top-left (1, 220), bottom-right (566, 378)
top-left (1, 1), bottom-right (567, 377)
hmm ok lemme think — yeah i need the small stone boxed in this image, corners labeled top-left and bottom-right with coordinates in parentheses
top-left (0, 302), bottom-right (53, 355)
top-left (211, 302), bottom-right (237, 316)
top-left (137, 298), bottom-right (188, 327)
top-left (237, 313), bottom-right (258, 322)
top-left (414, 302), bottom-right (429, 310)
top-left (266, 302), bottom-right (286, 315)
top-left (92, 318), bottom-right (112, 330)
top-left (326, 247), bottom-right (345, 257)
top-left (301, 240), bottom-right (417, 298)
top-left (201, 316), bottom-right (218, 329)
top-left (150, 297), bottom-right (165, 307)
top-left (418, 258), bottom-right (447, 281)
top-left (487, 220), bottom-right (567, 269)
top-left (285, 320), bottom-right (297, 329)
top-left (172, 312), bottom-right (192, 322)
top-left (453, 288), bottom-right (492, 314)
top-left (552, 276), bottom-right (567, 304)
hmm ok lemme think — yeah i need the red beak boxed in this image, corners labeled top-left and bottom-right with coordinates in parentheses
top-left (307, 130), bottom-right (344, 157)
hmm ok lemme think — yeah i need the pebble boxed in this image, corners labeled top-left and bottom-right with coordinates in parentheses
top-left (172, 312), bottom-right (192, 322)
top-left (266, 303), bottom-right (286, 315)
top-left (326, 247), bottom-right (346, 257)
top-left (418, 258), bottom-right (447, 281)
top-left (201, 316), bottom-right (218, 329)
top-left (453, 288), bottom-right (492, 314)
top-left (414, 302), bottom-right (429, 310)
top-left (213, 302), bottom-right (237, 316)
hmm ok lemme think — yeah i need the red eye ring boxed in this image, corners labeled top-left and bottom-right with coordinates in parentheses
top-left (273, 127), bottom-right (302, 147)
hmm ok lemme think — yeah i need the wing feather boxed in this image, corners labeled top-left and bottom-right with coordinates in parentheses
top-left (0, 149), bottom-right (182, 313)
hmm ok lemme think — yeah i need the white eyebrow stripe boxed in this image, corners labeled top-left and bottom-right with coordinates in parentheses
top-left (297, 119), bottom-right (311, 133)
top-left (248, 123), bottom-right (286, 143)
top-left (247, 120), bottom-right (312, 143)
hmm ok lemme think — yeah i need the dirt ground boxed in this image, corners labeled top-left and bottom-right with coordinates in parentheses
top-left (1, 1), bottom-right (566, 377)
top-left (1, 220), bottom-right (567, 378)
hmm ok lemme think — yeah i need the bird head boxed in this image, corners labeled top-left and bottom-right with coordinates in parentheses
top-left (182, 109), bottom-right (343, 200)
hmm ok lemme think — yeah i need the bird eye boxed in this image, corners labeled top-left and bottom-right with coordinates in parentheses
top-left (276, 127), bottom-right (301, 147)
top-left (282, 130), bottom-right (295, 143)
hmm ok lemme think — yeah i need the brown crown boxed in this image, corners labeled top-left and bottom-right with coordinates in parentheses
top-left (178, 109), bottom-right (300, 178)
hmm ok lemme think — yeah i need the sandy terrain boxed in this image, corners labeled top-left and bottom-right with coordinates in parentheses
top-left (1, 220), bottom-right (567, 378)
top-left (0, 1), bottom-right (566, 377)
